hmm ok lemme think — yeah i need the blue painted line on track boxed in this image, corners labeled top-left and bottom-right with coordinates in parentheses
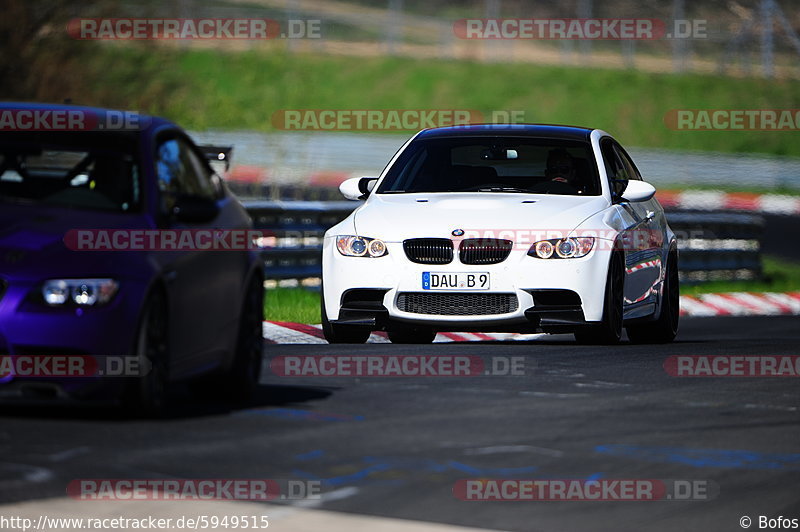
top-left (595, 444), bottom-right (800, 471)
top-left (294, 449), bottom-right (325, 461)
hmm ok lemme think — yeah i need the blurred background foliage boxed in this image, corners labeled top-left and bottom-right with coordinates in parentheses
top-left (3, 0), bottom-right (800, 155)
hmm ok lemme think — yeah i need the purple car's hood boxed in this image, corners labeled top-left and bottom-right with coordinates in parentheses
top-left (0, 202), bottom-right (154, 281)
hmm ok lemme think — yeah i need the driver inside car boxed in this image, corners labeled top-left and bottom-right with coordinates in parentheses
top-left (531, 148), bottom-right (582, 194)
top-left (546, 149), bottom-right (576, 183)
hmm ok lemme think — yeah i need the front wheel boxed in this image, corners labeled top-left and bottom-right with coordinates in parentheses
top-left (387, 325), bottom-right (437, 344)
top-left (321, 289), bottom-right (371, 344)
top-left (125, 290), bottom-right (170, 416)
top-left (574, 252), bottom-right (624, 345)
top-left (626, 249), bottom-right (679, 344)
top-left (224, 274), bottom-right (265, 401)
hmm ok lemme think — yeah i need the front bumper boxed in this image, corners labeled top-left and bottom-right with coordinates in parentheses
top-left (0, 276), bottom-right (148, 400)
top-left (323, 238), bottom-right (613, 332)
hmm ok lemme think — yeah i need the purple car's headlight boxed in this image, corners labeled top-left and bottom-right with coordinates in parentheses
top-left (42, 279), bottom-right (119, 306)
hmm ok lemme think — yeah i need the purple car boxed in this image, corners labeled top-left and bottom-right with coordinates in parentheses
top-left (0, 103), bottom-right (264, 412)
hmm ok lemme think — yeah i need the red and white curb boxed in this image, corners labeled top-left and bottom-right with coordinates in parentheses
top-left (262, 322), bottom-right (545, 345)
top-left (679, 291), bottom-right (800, 317)
top-left (263, 292), bottom-right (800, 344)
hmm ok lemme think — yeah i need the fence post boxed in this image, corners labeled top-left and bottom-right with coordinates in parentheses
top-left (760, 0), bottom-right (775, 78)
top-left (577, 0), bottom-right (592, 64)
top-left (386, 0), bottom-right (404, 55)
top-left (484, 0), bottom-right (500, 62)
top-left (672, 0), bottom-right (688, 72)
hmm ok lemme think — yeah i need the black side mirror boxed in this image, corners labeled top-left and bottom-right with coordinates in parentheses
top-left (358, 177), bottom-right (378, 196)
top-left (199, 145), bottom-right (233, 171)
top-left (611, 179), bottom-right (629, 202)
top-left (173, 195), bottom-right (219, 223)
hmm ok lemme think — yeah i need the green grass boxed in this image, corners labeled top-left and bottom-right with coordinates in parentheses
top-left (261, 256), bottom-right (800, 323)
top-left (38, 44), bottom-right (800, 157)
top-left (264, 287), bottom-right (321, 323)
top-left (682, 255), bottom-right (800, 295)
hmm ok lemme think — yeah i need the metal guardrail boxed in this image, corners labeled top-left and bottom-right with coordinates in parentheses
top-left (245, 200), bottom-right (355, 282)
top-left (668, 211), bottom-right (764, 282)
top-left (241, 200), bottom-right (765, 285)
top-left (231, 181), bottom-right (346, 202)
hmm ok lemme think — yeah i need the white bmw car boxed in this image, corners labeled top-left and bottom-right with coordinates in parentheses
top-left (322, 124), bottom-right (679, 345)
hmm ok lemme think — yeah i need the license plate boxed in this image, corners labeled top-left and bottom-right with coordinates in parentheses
top-left (422, 272), bottom-right (490, 290)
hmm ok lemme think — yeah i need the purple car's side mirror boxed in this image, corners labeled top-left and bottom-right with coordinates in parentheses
top-left (173, 195), bottom-right (219, 224)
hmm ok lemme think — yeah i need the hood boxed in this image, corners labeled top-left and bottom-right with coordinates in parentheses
top-left (353, 193), bottom-right (609, 242)
top-left (0, 202), bottom-right (153, 280)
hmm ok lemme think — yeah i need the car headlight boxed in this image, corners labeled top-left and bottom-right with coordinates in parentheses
top-left (42, 279), bottom-right (119, 306)
top-left (528, 238), bottom-right (594, 259)
top-left (336, 236), bottom-right (388, 258)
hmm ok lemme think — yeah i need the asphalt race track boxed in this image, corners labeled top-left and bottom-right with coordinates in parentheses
top-left (0, 315), bottom-right (798, 531)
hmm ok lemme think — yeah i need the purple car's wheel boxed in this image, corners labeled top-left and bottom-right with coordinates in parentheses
top-left (225, 275), bottom-right (264, 401)
top-left (126, 290), bottom-right (170, 415)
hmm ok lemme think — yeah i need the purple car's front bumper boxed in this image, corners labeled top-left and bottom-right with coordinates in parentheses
top-left (0, 276), bottom-right (149, 401)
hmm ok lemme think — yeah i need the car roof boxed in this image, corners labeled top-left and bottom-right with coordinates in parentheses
top-left (416, 123), bottom-right (595, 141)
top-left (0, 102), bottom-right (178, 136)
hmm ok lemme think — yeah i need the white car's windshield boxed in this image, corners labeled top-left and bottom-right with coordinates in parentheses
top-left (377, 136), bottom-right (600, 196)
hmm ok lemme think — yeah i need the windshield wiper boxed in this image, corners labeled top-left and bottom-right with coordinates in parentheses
top-left (475, 187), bottom-right (531, 193)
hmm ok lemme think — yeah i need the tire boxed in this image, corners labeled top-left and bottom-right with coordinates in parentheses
top-left (125, 289), bottom-right (170, 416)
top-left (321, 290), bottom-right (370, 344)
top-left (387, 325), bottom-right (437, 344)
top-left (626, 249), bottom-right (679, 344)
top-left (574, 252), bottom-right (624, 345)
top-left (224, 274), bottom-right (265, 401)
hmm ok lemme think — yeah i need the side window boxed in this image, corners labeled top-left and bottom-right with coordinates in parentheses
top-left (156, 139), bottom-right (182, 214)
top-left (614, 144), bottom-right (642, 181)
top-left (184, 143), bottom-right (219, 199)
top-left (600, 139), bottom-right (628, 198)
top-left (156, 137), bottom-right (216, 213)
top-left (600, 139), bottom-right (625, 180)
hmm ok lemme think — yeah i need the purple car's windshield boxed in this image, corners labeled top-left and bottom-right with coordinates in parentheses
top-left (0, 134), bottom-right (140, 213)
top-left (377, 137), bottom-right (601, 196)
